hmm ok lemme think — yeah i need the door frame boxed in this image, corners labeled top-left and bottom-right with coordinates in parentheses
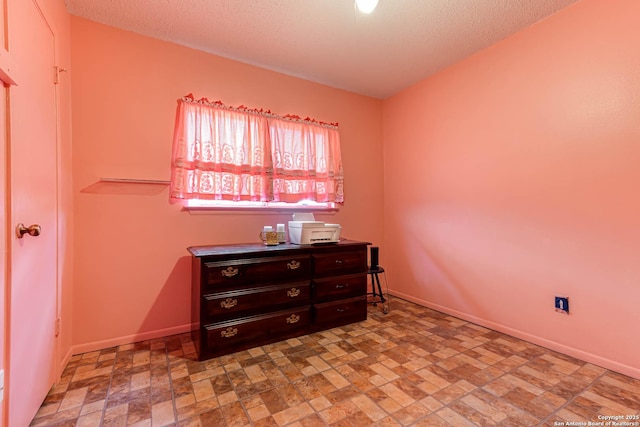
top-left (1, 5), bottom-right (18, 421)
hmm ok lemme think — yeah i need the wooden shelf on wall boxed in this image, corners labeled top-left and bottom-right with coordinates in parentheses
top-left (80, 178), bottom-right (170, 195)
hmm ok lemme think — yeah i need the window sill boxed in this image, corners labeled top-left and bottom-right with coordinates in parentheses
top-left (183, 204), bottom-right (339, 215)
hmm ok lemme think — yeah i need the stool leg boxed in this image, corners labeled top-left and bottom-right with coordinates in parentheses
top-left (370, 273), bottom-right (378, 305)
top-left (374, 273), bottom-right (385, 303)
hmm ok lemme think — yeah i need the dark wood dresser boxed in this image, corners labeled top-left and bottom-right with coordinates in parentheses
top-left (188, 239), bottom-right (369, 360)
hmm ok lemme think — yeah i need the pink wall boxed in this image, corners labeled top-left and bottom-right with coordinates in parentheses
top-left (70, 17), bottom-right (383, 351)
top-left (383, 0), bottom-right (640, 379)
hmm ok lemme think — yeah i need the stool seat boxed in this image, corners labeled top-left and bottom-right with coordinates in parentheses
top-left (367, 266), bottom-right (385, 274)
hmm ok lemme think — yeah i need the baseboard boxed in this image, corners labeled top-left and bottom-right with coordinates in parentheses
top-left (389, 290), bottom-right (640, 380)
top-left (58, 346), bottom-right (74, 380)
top-left (71, 323), bottom-right (192, 355)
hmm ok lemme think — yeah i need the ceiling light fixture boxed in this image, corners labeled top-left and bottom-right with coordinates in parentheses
top-left (355, 0), bottom-right (379, 14)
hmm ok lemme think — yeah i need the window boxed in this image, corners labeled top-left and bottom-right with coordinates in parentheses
top-left (170, 95), bottom-right (344, 208)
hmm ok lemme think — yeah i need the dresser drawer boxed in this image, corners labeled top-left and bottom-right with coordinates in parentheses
top-left (313, 296), bottom-right (367, 330)
top-left (204, 282), bottom-right (311, 321)
top-left (313, 273), bottom-right (366, 303)
top-left (204, 306), bottom-right (311, 355)
top-left (204, 255), bottom-right (310, 290)
top-left (312, 250), bottom-right (366, 277)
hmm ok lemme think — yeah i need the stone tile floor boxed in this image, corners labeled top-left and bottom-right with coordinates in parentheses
top-left (31, 298), bottom-right (640, 426)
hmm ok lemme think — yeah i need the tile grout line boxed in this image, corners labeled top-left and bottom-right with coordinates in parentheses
top-left (99, 347), bottom-right (119, 427)
top-left (538, 368), bottom-right (609, 426)
top-left (164, 342), bottom-right (180, 426)
top-left (285, 340), bottom-right (336, 425)
top-left (383, 335), bottom-right (546, 426)
top-left (230, 359), bottom-right (257, 426)
top-left (251, 346), bottom-right (305, 426)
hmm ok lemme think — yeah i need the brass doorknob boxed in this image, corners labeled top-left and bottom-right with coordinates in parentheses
top-left (16, 223), bottom-right (41, 238)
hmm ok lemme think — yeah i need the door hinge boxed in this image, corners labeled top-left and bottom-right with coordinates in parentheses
top-left (54, 66), bottom-right (67, 85)
top-left (55, 318), bottom-right (60, 337)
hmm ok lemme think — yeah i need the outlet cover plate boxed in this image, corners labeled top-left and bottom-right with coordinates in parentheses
top-left (555, 296), bottom-right (569, 314)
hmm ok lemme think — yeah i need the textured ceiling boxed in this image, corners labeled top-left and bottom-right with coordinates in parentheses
top-left (64, 0), bottom-right (579, 99)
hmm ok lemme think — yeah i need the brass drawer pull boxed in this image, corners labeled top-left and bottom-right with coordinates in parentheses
top-left (336, 308), bottom-right (346, 312)
top-left (287, 260), bottom-right (301, 270)
top-left (335, 284), bottom-right (348, 289)
top-left (287, 288), bottom-right (301, 298)
top-left (286, 314), bottom-right (300, 324)
top-left (221, 266), bottom-right (239, 277)
top-left (335, 259), bottom-right (344, 264)
top-left (221, 327), bottom-right (238, 338)
top-left (220, 298), bottom-right (238, 309)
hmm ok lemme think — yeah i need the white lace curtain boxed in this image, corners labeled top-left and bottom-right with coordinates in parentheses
top-left (170, 95), bottom-right (344, 203)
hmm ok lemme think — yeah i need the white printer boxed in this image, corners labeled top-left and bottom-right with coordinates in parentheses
top-left (288, 213), bottom-right (341, 245)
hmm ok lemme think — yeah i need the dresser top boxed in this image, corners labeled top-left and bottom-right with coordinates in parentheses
top-left (188, 239), bottom-right (370, 258)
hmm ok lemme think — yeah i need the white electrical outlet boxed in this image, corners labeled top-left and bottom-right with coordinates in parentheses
top-left (0, 369), bottom-right (4, 401)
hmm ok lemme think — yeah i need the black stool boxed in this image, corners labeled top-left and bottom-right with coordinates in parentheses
top-left (368, 266), bottom-right (386, 304)
top-left (367, 246), bottom-right (389, 313)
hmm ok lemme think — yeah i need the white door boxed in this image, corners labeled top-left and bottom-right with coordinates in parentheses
top-left (7, 0), bottom-right (58, 425)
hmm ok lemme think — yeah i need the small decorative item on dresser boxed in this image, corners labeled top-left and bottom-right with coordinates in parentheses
top-left (259, 226), bottom-right (278, 245)
top-left (276, 223), bottom-right (286, 243)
